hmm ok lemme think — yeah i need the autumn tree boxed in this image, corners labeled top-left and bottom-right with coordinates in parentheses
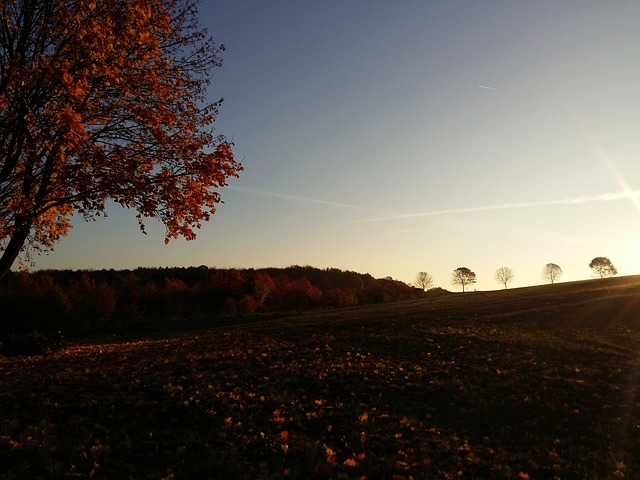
top-left (67, 274), bottom-right (116, 329)
top-left (252, 271), bottom-right (274, 306)
top-left (451, 267), bottom-right (476, 292)
top-left (0, 271), bottom-right (69, 333)
top-left (0, 0), bottom-right (241, 281)
top-left (589, 257), bottom-right (618, 278)
top-left (543, 263), bottom-right (562, 284)
top-left (282, 276), bottom-right (322, 311)
top-left (494, 266), bottom-right (514, 289)
top-left (415, 271), bottom-right (434, 291)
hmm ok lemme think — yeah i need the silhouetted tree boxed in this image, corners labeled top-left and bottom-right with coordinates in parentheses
top-left (325, 268), bottom-right (365, 290)
top-left (113, 271), bottom-right (143, 322)
top-left (0, 272), bottom-right (69, 333)
top-left (494, 267), bottom-right (515, 289)
top-left (324, 288), bottom-right (359, 308)
top-left (253, 272), bottom-right (275, 306)
top-left (140, 281), bottom-right (163, 320)
top-left (283, 277), bottom-right (323, 310)
top-left (543, 263), bottom-right (562, 284)
top-left (0, 0), bottom-right (241, 282)
top-left (67, 274), bottom-right (116, 332)
top-left (452, 267), bottom-right (476, 292)
top-left (237, 295), bottom-right (259, 316)
top-left (163, 278), bottom-right (190, 319)
top-left (415, 271), bottom-right (434, 291)
top-left (589, 257), bottom-right (618, 278)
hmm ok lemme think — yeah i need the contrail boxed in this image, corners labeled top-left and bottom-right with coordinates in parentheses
top-left (230, 186), bottom-right (640, 223)
top-left (477, 85), bottom-right (497, 90)
top-left (229, 186), bottom-right (403, 216)
top-left (355, 190), bottom-right (640, 224)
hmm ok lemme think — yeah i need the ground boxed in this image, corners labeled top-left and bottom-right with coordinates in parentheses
top-left (1, 276), bottom-right (639, 479)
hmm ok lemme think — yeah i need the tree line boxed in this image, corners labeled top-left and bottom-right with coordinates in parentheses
top-left (0, 266), bottom-right (419, 335)
top-left (416, 256), bottom-right (619, 292)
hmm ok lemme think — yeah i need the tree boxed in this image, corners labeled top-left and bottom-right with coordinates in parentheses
top-left (415, 271), bottom-right (434, 291)
top-left (283, 277), bottom-right (322, 311)
top-left (451, 267), bottom-right (476, 292)
top-left (253, 272), bottom-right (274, 305)
top-left (589, 257), bottom-right (618, 278)
top-left (543, 263), bottom-right (562, 284)
top-left (68, 274), bottom-right (116, 328)
top-left (494, 267), bottom-right (514, 289)
top-left (0, 0), bottom-right (242, 281)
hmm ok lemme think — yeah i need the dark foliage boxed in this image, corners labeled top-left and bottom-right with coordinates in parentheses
top-left (0, 266), bottom-right (420, 335)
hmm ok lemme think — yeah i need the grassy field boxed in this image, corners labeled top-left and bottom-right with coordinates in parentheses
top-left (1, 276), bottom-right (639, 479)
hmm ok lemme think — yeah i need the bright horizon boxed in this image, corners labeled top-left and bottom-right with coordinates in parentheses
top-left (26, 1), bottom-right (640, 291)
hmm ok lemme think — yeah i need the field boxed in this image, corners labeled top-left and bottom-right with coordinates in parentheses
top-left (1, 276), bottom-right (639, 479)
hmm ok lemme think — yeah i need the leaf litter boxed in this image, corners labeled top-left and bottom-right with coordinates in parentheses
top-left (1, 295), bottom-right (639, 480)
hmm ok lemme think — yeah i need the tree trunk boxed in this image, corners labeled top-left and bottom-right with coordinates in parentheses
top-left (0, 220), bottom-right (32, 282)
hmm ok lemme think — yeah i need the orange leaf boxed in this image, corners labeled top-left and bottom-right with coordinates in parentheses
top-left (326, 454), bottom-right (338, 466)
top-left (343, 458), bottom-right (357, 467)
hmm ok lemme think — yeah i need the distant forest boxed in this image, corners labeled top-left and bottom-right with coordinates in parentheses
top-left (0, 266), bottom-right (426, 334)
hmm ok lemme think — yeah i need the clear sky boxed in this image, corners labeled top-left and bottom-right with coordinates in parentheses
top-left (30, 0), bottom-right (640, 291)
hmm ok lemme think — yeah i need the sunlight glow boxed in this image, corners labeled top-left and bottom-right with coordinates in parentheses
top-left (614, 234), bottom-right (640, 276)
top-left (578, 125), bottom-right (640, 217)
top-left (601, 161), bottom-right (640, 215)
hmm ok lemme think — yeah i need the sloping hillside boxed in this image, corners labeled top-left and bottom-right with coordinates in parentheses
top-left (270, 274), bottom-right (640, 333)
top-left (1, 276), bottom-right (639, 479)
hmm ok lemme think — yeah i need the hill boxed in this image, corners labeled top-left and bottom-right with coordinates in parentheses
top-left (1, 275), bottom-right (639, 479)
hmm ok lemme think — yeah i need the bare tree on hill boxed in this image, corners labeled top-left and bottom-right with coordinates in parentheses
top-left (495, 267), bottom-right (515, 289)
top-left (415, 271), bottom-right (434, 291)
top-left (543, 263), bottom-right (562, 284)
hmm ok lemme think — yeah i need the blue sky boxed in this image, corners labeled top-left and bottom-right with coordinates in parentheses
top-left (31, 0), bottom-right (640, 290)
